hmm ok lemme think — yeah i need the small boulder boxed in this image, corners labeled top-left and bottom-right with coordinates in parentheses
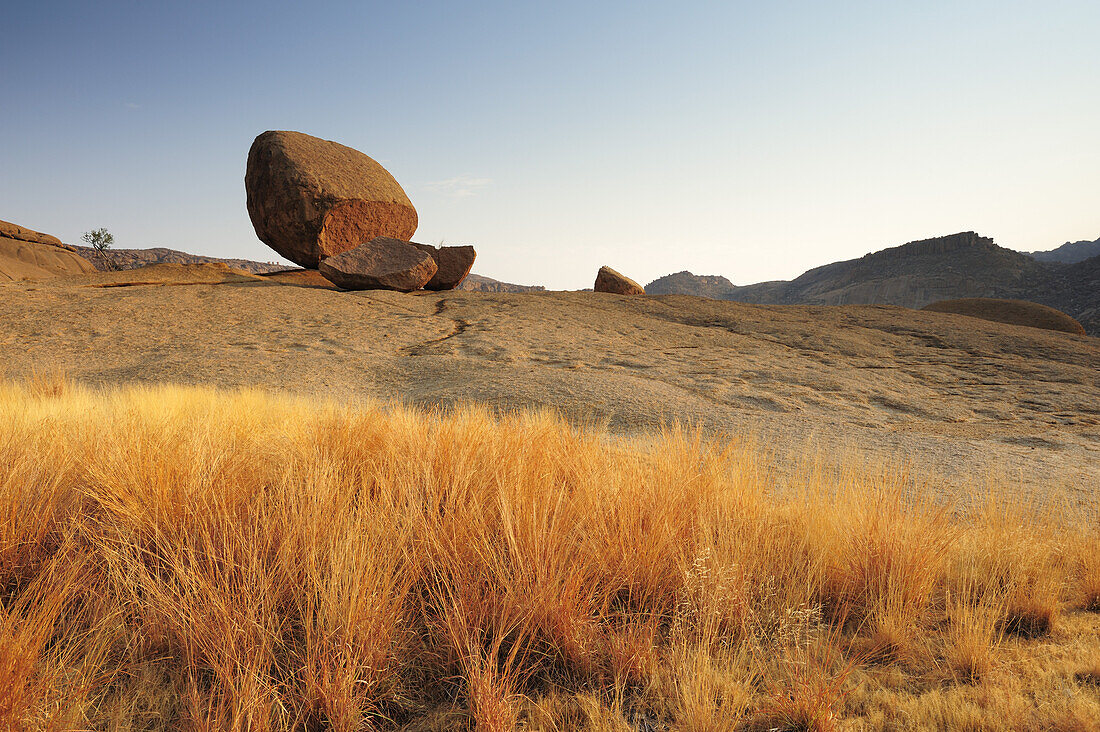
top-left (594, 266), bottom-right (645, 295)
top-left (409, 243), bottom-right (476, 290)
top-left (245, 130), bottom-right (418, 268)
top-left (319, 237), bottom-right (437, 292)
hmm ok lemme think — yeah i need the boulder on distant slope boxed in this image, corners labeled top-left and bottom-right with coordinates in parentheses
top-left (595, 266), bottom-right (645, 295)
top-left (922, 298), bottom-right (1086, 336)
top-left (318, 237), bottom-right (437, 291)
top-left (245, 130), bottom-right (418, 268)
top-left (409, 243), bottom-right (476, 290)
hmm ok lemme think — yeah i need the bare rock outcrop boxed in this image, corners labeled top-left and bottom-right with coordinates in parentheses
top-left (409, 243), bottom-right (476, 290)
top-left (594, 266), bottom-right (645, 295)
top-left (0, 219), bottom-right (97, 282)
top-left (0, 219), bottom-right (67, 248)
top-left (245, 131), bottom-right (418, 268)
top-left (318, 237), bottom-right (437, 292)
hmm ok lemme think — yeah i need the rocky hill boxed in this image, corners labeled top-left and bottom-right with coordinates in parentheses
top-left (455, 273), bottom-right (545, 293)
top-left (645, 271), bottom-right (739, 298)
top-left (646, 232), bottom-right (1100, 336)
top-left (74, 245), bottom-right (288, 274)
top-left (1027, 237), bottom-right (1100, 264)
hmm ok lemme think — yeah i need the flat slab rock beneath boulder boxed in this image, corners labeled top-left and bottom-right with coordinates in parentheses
top-left (2, 276), bottom-right (1097, 502)
top-left (319, 237), bottom-right (437, 291)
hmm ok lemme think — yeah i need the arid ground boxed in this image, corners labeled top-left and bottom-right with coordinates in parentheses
top-left (5, 264), bottom-right (1100, 730)
top-left (3, 264), bottom-right (1097, 499)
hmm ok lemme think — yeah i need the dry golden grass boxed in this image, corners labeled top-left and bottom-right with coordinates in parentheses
top-left (2, 380), bottom-right (1099, 731)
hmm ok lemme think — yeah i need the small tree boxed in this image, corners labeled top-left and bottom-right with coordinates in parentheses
top-left (82, 228), bottom-right (116, 270)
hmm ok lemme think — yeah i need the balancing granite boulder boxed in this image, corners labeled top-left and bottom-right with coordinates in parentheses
top-left (409, 243), bottom-right (476, 290)
top-left (594, 266), bottom-right (645, 295)
top-left (318, 237), bottom-right (437, 292)
top-left (245, 130), bottom-right (418, 268)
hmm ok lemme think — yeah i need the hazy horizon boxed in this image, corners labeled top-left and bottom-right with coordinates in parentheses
top-left (3, 1), bottom-right (1097, 289)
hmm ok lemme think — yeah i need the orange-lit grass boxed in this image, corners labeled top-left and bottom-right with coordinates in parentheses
top-left (0, 381), bottom-right (1096, 731)
top-left (1075, 516), bottom-right (1100, 613)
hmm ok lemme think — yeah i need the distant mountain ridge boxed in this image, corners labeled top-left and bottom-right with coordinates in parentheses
top-left (75, 245), bottom-right (287, 274)
top-left (645, 232), bottom-right (1099, 336)
top-left (456, 273), bottom-right (545, 293)
top-left (1027, 237), bottom-right (1100, 264)
top-left (645, 271), bottom-right (738, 298)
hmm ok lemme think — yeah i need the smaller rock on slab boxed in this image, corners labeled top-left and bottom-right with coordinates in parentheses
top-left (319, 237), bottom-right (437, 291)
top-left (594, 266), bottom-right (645, 295)
top-left (409, 243), bottom-right (476, 290)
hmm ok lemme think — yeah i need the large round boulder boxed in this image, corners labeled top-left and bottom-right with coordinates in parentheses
top-left (245, 131), bottom-right (418, 268)
top-left (318, 237), bottom-right (437, 292)
top-left (922, 298), bottom-right (1086, 336)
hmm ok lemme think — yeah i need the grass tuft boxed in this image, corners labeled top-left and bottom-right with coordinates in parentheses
top-left (0, 381), bottom-right (1096, 730)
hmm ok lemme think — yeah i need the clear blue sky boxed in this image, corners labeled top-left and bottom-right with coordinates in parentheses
top-left (2, 1), bottom-right (1097, 288)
